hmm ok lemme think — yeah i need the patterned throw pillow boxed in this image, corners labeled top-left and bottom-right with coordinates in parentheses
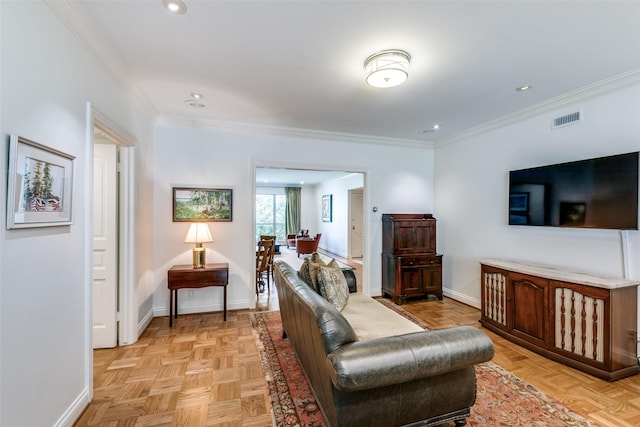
top-left (317, 265), bottom-right (349, 311)
top-left (299, 253), bottom-right (326, 292)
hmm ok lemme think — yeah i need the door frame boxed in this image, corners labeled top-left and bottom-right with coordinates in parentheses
top-left (348, 188), bottom-right (364, 259)
top-left (85, 103), bottom-right (137, 398)
top-left (252, 161), bottom-right (370, 306)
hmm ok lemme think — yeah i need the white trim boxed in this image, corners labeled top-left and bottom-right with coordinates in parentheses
top-left (157, 114), bottom-right (432, 148)
top-left (137, 307), bottom-right (154, 338)
top-left (252, 160), bottom-right (371, 298)
top-left (437, 67), bottom-right (640, 147)
top-left (88, 104), bottom-right (139, 348)
top-left (443, 288), bottom-right (481, 310)
top-left (84, 103), bottom-right (95, 402)
top-left (152, 300), bottom-right (247, 318)
top-left (118, 147), bottom-right (137, 345)
top-left (53, 387), bottom-right (91, 427)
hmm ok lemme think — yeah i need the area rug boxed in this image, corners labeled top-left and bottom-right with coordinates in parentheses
top-left (250, 305), bottom-right (597, 427)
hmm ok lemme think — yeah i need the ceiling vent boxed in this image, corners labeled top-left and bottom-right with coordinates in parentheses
top-left (552, 110), bottom-right (582, 129)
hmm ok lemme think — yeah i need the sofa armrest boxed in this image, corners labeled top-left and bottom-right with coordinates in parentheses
top-left (327, 326), bottom-right (494, 392)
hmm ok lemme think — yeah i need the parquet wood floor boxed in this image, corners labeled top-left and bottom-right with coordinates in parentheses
top-left (401, 297), bottom-right (640, 427)
top-left (77, 251), bottom-right (639, 426)
top-left (75, 310), bottom-right (273, 427)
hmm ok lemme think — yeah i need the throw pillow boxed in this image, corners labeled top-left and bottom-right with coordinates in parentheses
top-left (317, 265), bottom-right (349, 311)
top-left (299, 254), bottom-right (326, 292)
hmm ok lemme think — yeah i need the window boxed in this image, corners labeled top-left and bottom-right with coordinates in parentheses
top-left (256, 194), bottom-right (286, 242)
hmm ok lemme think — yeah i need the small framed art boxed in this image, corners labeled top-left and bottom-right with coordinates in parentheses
top-left (322, 194), bottom-right (332, 222)
top-left (6, 135), bottom-right (75, 229)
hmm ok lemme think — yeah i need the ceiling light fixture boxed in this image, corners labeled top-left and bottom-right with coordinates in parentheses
top-left (515, 84), bottom-right (532, 92)
top-left (364, 49), bottom-right (411, 88)
top-left (163, 0), bottom-right (187, 14)
top-left (190, 92), bottom-right (203, 99)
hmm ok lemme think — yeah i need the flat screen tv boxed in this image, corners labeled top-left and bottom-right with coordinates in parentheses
top-left (508, 152), bottom-right (639, 229)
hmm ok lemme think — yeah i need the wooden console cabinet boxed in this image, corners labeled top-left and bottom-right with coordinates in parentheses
top-left (480, 259), bottom-right (639, 380)
top-left (382, 214), bottom-right (442, 304)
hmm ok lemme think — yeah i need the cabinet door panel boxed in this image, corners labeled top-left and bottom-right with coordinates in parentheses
top-left (394, 222), bottom-right (417, 252)
top-left (510, 273), bottom-right (548, 346)
top-left (401, 268), bottom-right (423, 294)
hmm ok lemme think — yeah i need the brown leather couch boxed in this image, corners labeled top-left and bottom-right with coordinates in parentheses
top-left (273, 261), bottom-right (495, 426)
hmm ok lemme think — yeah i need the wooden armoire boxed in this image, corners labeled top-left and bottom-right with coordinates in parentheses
top-left (381, 213), bottom-right (442, 304)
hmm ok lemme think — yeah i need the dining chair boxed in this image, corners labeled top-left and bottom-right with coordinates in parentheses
top-left (259, 235), bottom-right (277, 286)
top-left (256, 238), bottom-right (273, 296)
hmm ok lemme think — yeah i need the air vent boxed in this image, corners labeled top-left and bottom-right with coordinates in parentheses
top-left (552, 110), bottom-right (582, 129)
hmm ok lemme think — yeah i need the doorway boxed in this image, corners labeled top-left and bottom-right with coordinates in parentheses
top-left (92, 138), bottom-right (119, 348)
top-left (349, 188), bottom-right (364, 259)
top-left (88, 105), bottom-right (137, 349)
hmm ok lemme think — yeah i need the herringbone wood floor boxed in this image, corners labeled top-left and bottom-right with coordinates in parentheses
top-left (76, 252), bottom-right (640, 426)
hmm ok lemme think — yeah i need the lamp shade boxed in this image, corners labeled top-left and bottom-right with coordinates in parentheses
top-left (364, 49), bottom-right (411, 88)
top-left (184, 223), bottom-right (213, 243)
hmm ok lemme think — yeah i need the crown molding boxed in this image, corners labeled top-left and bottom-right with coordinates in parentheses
top-left (45, 0), bottom-right (157, 121)
top-left (155, 114), bottom-right (435, 148)
top-left (435, 67), bottom-right (640, 148)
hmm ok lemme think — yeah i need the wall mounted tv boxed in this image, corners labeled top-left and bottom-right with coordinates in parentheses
top-left (508, 152), bottom-right (639, 230)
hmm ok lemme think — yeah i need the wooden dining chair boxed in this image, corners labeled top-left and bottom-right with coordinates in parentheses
top-left (256, 238), bottom-right (273, 296)
top-left (259, 235), bottom-right (277, 286)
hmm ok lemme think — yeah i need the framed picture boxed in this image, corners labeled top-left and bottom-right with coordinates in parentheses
top-left (509, 192), bottom-right (529, 212)
top-left (322, 194), bottom-right (332, 222)
top-left (6, 135), bottom-right (75, 229)
top-left (173, 187), bottom-right (232, 222)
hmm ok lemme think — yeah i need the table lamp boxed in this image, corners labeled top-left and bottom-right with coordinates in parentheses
top-left (184, 223), bottom-right (213, 268)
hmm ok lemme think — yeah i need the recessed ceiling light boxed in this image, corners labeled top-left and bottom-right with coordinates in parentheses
top-left (420, 124), bottom-right (440, 133)
top-left (184, 100), bottom-right (205, 108)
top-left (163, 0), bottom-right (186, 14)
top-left (515, 84), bottom-right (532, 92)
top-left (190, 92), bottom-right (203, 99)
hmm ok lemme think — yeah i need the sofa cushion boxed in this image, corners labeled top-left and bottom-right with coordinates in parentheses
top-left (299, 253), bottom-right (326, 291)
top-left (341, 294), bottom-right (423, 340)
top-left (317, 265), bottom-right (350, 311)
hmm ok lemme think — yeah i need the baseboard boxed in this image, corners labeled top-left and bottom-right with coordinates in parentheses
top-left (137, 308), bottom-right (154, 338)
top-left (153, 300), bottom-right (248, 317)
top-left (443, 288), bottom-right (481, 309)
top-left (53, 387), bottom-right (90, 427)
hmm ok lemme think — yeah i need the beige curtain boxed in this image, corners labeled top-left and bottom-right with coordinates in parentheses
top-left (285, 187), bottom-right (301, 234)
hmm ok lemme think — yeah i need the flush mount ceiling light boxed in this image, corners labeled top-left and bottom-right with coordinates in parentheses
top-left (515, 84), bottom-right (532, 92)
top-left (364, 49), bottom-right (411, 88)
top-left (163, 0), bottom-right (187, 14)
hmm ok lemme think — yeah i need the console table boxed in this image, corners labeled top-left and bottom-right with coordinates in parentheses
top-left (167, 263), bottom-right (229, 327)
top-left (480, 259), bottom-right (639, 380)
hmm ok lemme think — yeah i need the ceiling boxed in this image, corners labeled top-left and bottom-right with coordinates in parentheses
top-left (65, 1), bottom-right (640, 144)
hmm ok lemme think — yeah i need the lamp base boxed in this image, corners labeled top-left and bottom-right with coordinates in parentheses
top-left (193, 247), bottom-right (206, 268)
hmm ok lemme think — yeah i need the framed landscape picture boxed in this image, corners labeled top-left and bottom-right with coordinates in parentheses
top-left (173, 187), bottom-right (232, 222)
top-left (6, 135), bottom-right (75, 229)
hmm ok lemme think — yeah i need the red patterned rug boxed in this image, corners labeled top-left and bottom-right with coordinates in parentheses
top-left (250, 304), bottom-right (597, 427)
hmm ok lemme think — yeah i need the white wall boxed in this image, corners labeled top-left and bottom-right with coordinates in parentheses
top-left (0, 2), bottom-right (152, 425)
top-left (152, 124), bottom-right (434, 309)
top-left (434, 84), bottom-right (640, 308)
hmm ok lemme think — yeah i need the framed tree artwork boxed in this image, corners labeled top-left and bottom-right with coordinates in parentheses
top-left (6, 135), bottom-right (75, 229)
top-left (173, 187), bottom-right (233, 222)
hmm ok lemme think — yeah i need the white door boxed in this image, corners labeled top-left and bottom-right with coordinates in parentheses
top-left (93, 143), bottom-right (118, 348)
top-left (350, 189), bottom-right (364, 258)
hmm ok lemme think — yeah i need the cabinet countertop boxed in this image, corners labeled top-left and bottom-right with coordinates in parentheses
top-left (480, 258), bottom-right (640, 290)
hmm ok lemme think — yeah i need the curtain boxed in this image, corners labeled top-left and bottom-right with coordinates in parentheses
top-left (285, 186), bottom-right (301, 234)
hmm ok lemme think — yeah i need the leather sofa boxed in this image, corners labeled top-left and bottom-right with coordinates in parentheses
top-left (273, 260), bottom-right (495, 427)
